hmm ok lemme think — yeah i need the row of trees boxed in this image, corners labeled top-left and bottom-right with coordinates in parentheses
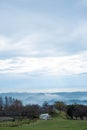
top-left (0, 97), bottom-right (54, 120)
top-left (0, 96), bottom-right (87, 120)
top-left (0, 96), bottom-right (22, 119)
top-left (67, 104), bottom-right (87, 120)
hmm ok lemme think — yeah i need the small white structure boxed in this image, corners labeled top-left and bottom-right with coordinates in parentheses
top-left (39, 113), bottom-right (51, 120)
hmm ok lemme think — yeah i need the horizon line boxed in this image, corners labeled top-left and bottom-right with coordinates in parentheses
top-left (0, 91), bottom-right (87, 94)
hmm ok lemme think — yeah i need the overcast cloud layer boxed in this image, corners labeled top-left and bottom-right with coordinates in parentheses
top-left (0, 0), bottom-right (87, 92)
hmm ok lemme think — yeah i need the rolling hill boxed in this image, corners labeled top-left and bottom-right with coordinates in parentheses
top-left (0, 92), bottom-right (87, 105)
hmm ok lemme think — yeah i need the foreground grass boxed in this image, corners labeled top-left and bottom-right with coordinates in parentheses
top-left (1, 118), bottom-right (87, 130)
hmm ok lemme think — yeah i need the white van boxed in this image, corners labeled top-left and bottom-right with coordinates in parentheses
top-left (39, 113), bottom-right (51, 120)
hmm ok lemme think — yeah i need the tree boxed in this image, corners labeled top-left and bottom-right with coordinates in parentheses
top-left (22, 104), bottom-right (40, 119)
top-left (54, 101), bottom-right (66, 112)
top-left (0, 97), bottom-right (3, 110)
top-left (67, 105), bottom-right (75, 119)
top-left (67, 104), bottom-right (87, 120)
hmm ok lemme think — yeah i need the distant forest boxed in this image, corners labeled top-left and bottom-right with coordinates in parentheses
top-left (0, 96), bottom-right (87, 121)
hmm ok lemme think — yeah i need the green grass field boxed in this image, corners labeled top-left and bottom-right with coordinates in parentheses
top-left (0, 118), bottom-right (87, 130)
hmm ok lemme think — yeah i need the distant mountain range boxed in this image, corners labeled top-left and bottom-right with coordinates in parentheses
top-left (0, 92), bottom-right (87, 105)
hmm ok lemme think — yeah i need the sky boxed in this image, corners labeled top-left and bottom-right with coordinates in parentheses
top-left (0, 0), bottom-right (87, 93)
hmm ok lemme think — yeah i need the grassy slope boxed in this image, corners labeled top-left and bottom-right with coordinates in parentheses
top-left (1, 118), bottom-right (87, 130)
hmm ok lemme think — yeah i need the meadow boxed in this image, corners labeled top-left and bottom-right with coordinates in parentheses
top-left (0, 118), bottom-right (87, 130)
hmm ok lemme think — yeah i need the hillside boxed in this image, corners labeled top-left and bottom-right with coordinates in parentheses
top-left (0, 92), bottom-right (87, 105)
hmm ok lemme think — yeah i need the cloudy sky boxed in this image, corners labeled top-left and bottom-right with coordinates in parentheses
top-left (0, 0), bottom-right (87, 92)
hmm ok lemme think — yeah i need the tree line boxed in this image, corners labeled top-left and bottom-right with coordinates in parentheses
top-left (0, 96), bottom-right (87, 120)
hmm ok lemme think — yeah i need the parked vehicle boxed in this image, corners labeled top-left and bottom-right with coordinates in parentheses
top-left (39, 113), bottom-right (51, 120)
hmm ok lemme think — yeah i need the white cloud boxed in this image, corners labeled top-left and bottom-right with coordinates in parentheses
top-left (0, 36), bottom-right (11, 51)
top-left (1, 87), bottom-right (87, 93)
top-left (0, 33), bottom-right (44, 52)
top-left (0, 0), bottom-right (87, 93)
top-left (0, 19), bottom-right (87, 57)
top-left (71, 21), bottom-right (87, 42)
top-left (0, 51), bottom-right (87, 76)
